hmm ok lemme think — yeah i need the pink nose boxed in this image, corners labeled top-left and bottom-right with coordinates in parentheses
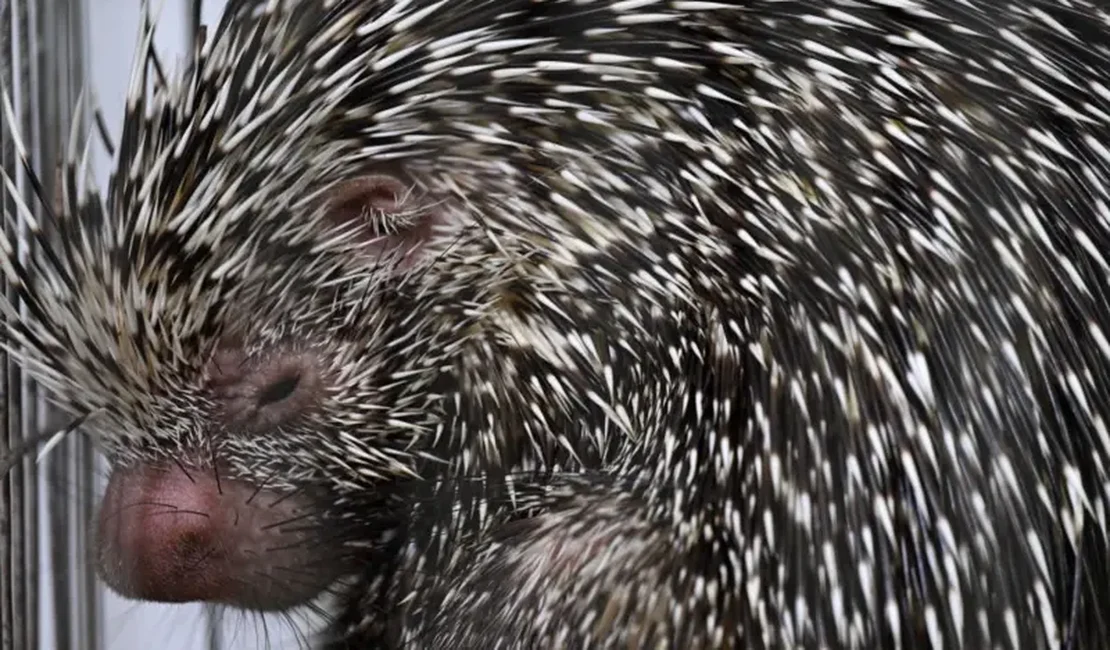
top-left (94, 461), bottom-right (341, 611)
top-left (96, 464), bottom-right (229, 603)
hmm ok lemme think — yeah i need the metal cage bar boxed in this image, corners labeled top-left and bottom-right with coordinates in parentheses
top-left (1, 1), bottom-right (98, 648)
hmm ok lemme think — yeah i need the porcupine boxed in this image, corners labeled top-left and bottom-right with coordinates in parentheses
top-left (4, 0), bottom-right (1110, 648)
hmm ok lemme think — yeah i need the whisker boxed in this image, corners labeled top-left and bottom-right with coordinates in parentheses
top-left (260, 511), bottom-right (316, 534)
top-left (267, 484), bottom-right (307, 509)
top-left (172, 456), bottom-right (196, 483)
top-left (0, 409), bottom-right (96, 477)
top-left (245, 466), bottom-right (280, 505)
top-left (91, 99), bottom-right (116, 158)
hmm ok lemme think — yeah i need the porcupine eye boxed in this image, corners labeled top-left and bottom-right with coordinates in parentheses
top-left (204, 346), bottom-right (325, 432)
top-left (324, 172), bottom-right (440, 269)
top-left (257, 373), bottom-right (301, 406)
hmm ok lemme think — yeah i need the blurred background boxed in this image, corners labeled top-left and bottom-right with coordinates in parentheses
top-left (1, 1), bottom-right (323, 648)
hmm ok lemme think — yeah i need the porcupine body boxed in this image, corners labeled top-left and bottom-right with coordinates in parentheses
top-left (5, 0), bottom-right (1110, 648)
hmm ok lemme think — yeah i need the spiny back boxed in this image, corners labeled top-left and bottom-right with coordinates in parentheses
top-left (309, 2), bottom-right (1110, 647)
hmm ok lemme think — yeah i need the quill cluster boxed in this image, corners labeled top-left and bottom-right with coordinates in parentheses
top-left (4, 0), bottom-right (1110, 648)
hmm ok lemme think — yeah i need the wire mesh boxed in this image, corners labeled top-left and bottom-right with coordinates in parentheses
top-left (0, 0), bottom-right (100, 648)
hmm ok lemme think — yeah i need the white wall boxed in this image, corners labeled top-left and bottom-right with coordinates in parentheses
top-left (37, 1), bottom-right (322, 648)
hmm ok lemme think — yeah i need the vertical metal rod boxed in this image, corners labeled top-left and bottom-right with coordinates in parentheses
top-left (0, 0), bottom-right (15, 646)
top-left (32, 0), bottom-right (74, 647)
top-left (40, 0), bottom-right (74, 625)
top-left (207, 606), bottom-right (224, 650)
top-left (69, 0), bottom-right (101, 645)
top-left (15, 0), bottom-right (41, 645)
top-left (22, 3), bottom-right (43, 647)
top-left (8, 0), bottom-right (31, 646)
top-left (38, 3), bottom-right (72, 644)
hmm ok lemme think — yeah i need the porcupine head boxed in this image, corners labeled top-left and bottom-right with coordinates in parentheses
top-left (0, 0), bottom-right (486, 617)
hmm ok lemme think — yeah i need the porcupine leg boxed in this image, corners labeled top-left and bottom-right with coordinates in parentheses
top-left (400, 479), bottom-right (677, 649)
top-left (317, 476), bottom-right (685, 650)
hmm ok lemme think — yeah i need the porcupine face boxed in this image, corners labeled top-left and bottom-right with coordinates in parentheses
top-left (87, 168), bottom-right (460, 613)
top-left (88, 176), bottom-right (458, 613)
top-left (88, 274), bottom-right (430, 612)
top-left (0, 1), bottom-right (467, 614)
top-left (88, 147), bottom-right (476, 613)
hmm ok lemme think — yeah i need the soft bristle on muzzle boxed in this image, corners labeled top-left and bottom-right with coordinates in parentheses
top-left (95, 462), bottom-right (342, 611)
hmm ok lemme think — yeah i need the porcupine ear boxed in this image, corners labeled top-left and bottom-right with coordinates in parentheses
top-left (319, 171), bottom-right (443, 270)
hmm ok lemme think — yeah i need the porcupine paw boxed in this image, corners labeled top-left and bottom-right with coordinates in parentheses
top-left (93, 345), bottom-right (347, 612)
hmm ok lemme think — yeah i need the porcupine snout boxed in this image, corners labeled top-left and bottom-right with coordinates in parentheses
top-left (91, 170), bottom-right (448, 612)
top-left (94, 344), bottom-right (340, 611)
top-left (96, 464), bottom-right (327, 610)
